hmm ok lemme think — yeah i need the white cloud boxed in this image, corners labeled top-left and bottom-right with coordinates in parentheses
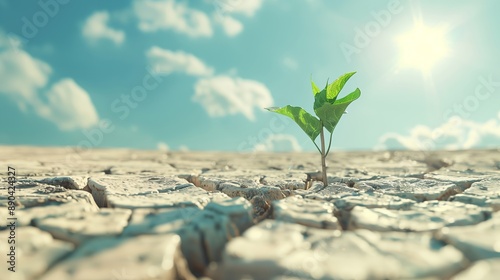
top-left (193, 75), bottom-right (273, 120)
top-left (0, 31), bottom-right (99, 130)
top-left (375, 115), bottom-right (500, 150)
top-left (146, 46), bottom-right (213, 76)
top-left (0, 48), bottom-right (51, 102)
top-left (37, 79), bottom-right (100, 131)
top-left (157, 142), bottom-right (170, 151)
top-left (211, 0), bottom-right (263, 36)
top-left (133, 0), bottom-right (212, 37)
top-left (127, 0), bottom-right (263, 38)
top-left (282, 57), bottom-right (299, 70)
top-left (82, 11), bottom-right (125, 45)
top-left (144, 45), bottom-right (272, 122)
top-left (214, 14), bottom-right (243, 37)
top-left (254, 134), bottom-right (303, 152)
top-left (214, 0), bottom-right (263, 17)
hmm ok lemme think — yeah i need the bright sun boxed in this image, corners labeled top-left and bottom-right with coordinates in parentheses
top-left (396, 21), bottom-right (451, 77)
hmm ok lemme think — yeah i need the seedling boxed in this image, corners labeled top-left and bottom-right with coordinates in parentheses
top-left (266, 72), bottom-right (361, 187)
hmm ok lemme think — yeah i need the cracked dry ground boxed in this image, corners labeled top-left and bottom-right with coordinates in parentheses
top-left (1, 146), bottom-right (499, 280)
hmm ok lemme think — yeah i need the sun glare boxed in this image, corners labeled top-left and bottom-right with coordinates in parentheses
top-left (396, 21), bottom-right (451, 77)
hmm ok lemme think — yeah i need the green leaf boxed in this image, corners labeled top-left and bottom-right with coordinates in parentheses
top-left (327, 72), bottom-right (356, 101)
top-left (266, 106), bottom-right (322, 141)
top-left (311, 79), bottom-right (320, 96)
top-left (315, 88), bottom-right (361, 133)
top-left (313, 85), bottom-right (328, 113)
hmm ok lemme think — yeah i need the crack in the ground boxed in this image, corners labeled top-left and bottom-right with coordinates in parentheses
top-left (16, 169), bottom-right (498, 279)
top-left (101, 167), bottom-right (113, 174)
top-left (333, 208), bottom-right (351, 231)
top-left (305, 171), bottom-right (322, 189)
top-left (197, 228), bottom-right (210, 277)
top-left (431, 231), bottom-right (475, 278)
top-left (422, 156), bottom-right (454, 173)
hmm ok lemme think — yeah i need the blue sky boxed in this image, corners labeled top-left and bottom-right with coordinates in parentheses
top-left (1, 0), bottom-right (499, 152)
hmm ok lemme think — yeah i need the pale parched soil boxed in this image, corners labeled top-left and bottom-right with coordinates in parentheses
top-left (0, 146), bottom-right (499, 279)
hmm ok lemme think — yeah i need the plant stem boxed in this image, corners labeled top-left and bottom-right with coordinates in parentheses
top-left (319, 124), bottom-right (327, 187)
top-left (325, 131), bottom-right (333, 157)
top-left (312, 141), bottom-right (322, 154)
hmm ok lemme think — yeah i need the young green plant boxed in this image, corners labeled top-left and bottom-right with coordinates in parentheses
top-left (266, 72), bottom-right (361, 187)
